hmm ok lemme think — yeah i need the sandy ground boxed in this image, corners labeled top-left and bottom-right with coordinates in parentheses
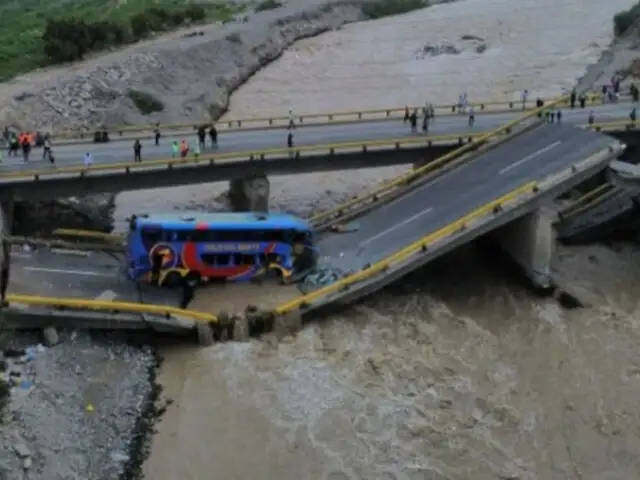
top-left (125, 0), bottom-right (640, 478)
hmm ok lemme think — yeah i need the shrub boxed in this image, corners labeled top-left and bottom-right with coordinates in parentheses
top-left (255, 0), bottom-right (283, 13)
top-left (126, 89), bottom-right (165, 115)
top-left (613, 2), bottom-right (640, 37)
top-left (362, 0), bottom-right (429, 20)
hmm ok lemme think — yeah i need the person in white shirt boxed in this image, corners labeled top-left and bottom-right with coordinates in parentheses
top-left (521, 89), bottom-right (529, 110)
top-left (84, 152), bottom-right (93, 167)
top-left (288, 109), bottom-right (296, 130)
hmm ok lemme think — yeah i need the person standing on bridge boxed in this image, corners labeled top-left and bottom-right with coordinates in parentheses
top-left (180, 139), bottom-right (189, 158)
top-left (43, 136), bottom-right (52, 163)
top-left (579, 93), bottom-right (587, 109)
top-left (197, 125), bottom-right (207, 150)
top-left (403, 106), bottom-right (409, 123)
top-left (521, 89), bottom-right (529, 110)
top-left (570, 88), bottom-right (577, 108)
top-left (468, 106), bottom-right (475, 128)
top-left (588, 110), bottom-right (595, 126)
top-left (172, 140), bottom-right (179, 158)
top-left (422, 112), bottom-right (429, 133)
top-left (133, 139), bottom-right (142, 163)
top-left (555, 110), bottom-right (562, 123)
top-left (288, 109), bottom-right (296, 130)
top-left (154, 123), bottom-right (161, 146)
top-left (409, 109), bottom-right (418, 132)
top-left (630, 107), bottom-right (637, 125)
top-left (84, 151), bottom-right (93, 167)
top-left (209, 125), bottom-right (218, 148)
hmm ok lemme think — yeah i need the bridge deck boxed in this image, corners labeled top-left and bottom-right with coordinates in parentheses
top-left (0, 102), bottom-right (630, 175)
top-left (3, 123), bottom-right (622, 335)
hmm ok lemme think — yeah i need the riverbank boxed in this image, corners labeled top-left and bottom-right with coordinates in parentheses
top-left (0, 0), bottom-right (371, 134)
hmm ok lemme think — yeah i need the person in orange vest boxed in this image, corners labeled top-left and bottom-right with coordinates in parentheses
top-left (20, 132), bottom-right (31, 162)
top-left (179, 139), bottom-right (189, 158)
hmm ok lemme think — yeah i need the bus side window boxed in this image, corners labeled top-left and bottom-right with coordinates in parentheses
top-left (141, 227), bottom-right (162, 251)
top-left (233, 254), bottom-right (256, 265)
top-left (202, 253), bottom-right (231, 266)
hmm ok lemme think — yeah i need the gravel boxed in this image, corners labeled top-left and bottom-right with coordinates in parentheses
top-left (0, 332), bottom-right (159, 480)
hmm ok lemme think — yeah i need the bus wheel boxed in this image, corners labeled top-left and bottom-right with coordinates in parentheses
top-left (196, 322), bottom-right (214, 346)
top-left (164, 271), bottom-right (182, 288)
top-left (185, 271), bottom-right (201, 285)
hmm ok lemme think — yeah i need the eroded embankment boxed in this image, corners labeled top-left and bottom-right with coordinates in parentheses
top-left (0, 0), bottom-right (372, 133)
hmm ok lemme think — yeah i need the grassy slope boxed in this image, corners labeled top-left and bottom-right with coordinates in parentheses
top-left (0, 0), bottom-right (245, 82)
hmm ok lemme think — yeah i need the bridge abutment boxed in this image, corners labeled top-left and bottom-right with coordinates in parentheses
top-left (228, 173), bottom-right (270, 212)
top-left (490, 208), bottom-right (556, 289)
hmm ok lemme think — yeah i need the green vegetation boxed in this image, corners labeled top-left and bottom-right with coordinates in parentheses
top-left (255, 0), bottom-right (282, 12)
top-left (613, 2), bottom-right (640, 37)
top-left (126, 89), bottom-right (165, 115)
top-left (362, 0), bottom-right (429, 20)
top-left (0, 0), bottom-right (246, 82)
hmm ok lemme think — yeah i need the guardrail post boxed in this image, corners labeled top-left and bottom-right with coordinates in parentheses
top-left (358, 113), bottom-right (362, 119)
top-left (126, 167), bottom-right (130, 174)
top-left (329, 148), bottom-right (335, 155)
top-left (260, 154), bottom-right (265, 161)
top-left (427, 140), bottom-right (432, 147)
top-left (362, 145), bottom-right (367, 153)
top-left (508, 102), bottom-right (513, 109)
top-left (228, 121), bottom-right (233, 129)
top-left (237, 120), bottom-right (242, 128)
top-left (386, 110), bottom-right (390, 117)
top-left (299, 117), bottom-right (304, 124)
top-left (295, 151), bottom-right (301, 159)
top-left (451, 105), bottom-right (456, 113)
top-left (395, 142), bottom-right (400, 149)
top-left (329, 115), bottom-right (333, 121)
top-left (269, 119), bottom-right (273, 125)
top-left (249, 155), bottom-right (254, 161)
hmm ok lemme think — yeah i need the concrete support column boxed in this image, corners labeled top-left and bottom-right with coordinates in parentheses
top-left (228, 173), bottom-right (270, 212)
top-left (490, 208), bottom-right (556, 289)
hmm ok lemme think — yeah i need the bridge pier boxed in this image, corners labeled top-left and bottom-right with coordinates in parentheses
top-left (489, 208), bottom-right (556, 289)
top-left (228, 173), bottom-right (270, 212)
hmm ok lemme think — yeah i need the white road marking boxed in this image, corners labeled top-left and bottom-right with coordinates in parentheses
top-left (23, 266), bottom-right (116, 278)
top-left (95, 289), bottom-right (117, 301)
top-left (360, 207), bottom-right (433, 247)
top-left (499, 141), bottom-right (562, 174)
top-left (50, 248), bottom-right (91, 257)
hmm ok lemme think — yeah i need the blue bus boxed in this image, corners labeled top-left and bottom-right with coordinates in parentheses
top-left (126, 212), bottom-right (317, 287)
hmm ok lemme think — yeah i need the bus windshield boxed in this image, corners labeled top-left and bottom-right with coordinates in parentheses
top-left (126, 212), bottom-right (317, 287)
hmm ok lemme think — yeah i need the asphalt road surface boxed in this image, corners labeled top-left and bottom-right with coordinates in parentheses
top-left (0, 102), bottom-right (632, 174)
top-left (314, 123), bottom-right (616, 273)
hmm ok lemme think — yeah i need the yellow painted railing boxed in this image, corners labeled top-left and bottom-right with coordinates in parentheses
top-left (6, 293), bottom-right (218, 323)
top-left (53, 229), bottom-right (124, 243)
top-left (274, 181), bottom-right (538, 315)
top-left (558, 183), bottom-right (618, 220)
top-left (51, 91), bottom-right (613, 140)
top-left (587, 120), bottom-right (640, 132)
top-left (308, 96), bottom-right (568, 226)
top-left (0, 132), bottom-right (484, 180)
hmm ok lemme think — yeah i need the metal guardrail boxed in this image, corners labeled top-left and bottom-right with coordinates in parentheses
top-left (308, 96), bottom-right (568, 227)
top-left (587, 120), bottom-right (640, 132)
top-left (52, 229), bottom-right (124, 243)
top-left (48, 92), bottom-right (614, 140)
top-left (558, 183), bottom-right (618, 220)
top-left (273, 181), bottom-right (538, 315)
top-left (0, 132), bottom-right (484, 182)
top-left (5, 293), bottom-right (218, 323)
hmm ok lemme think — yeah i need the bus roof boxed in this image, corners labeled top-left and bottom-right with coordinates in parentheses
top-left (135, 212), bottom-right (313, 231)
